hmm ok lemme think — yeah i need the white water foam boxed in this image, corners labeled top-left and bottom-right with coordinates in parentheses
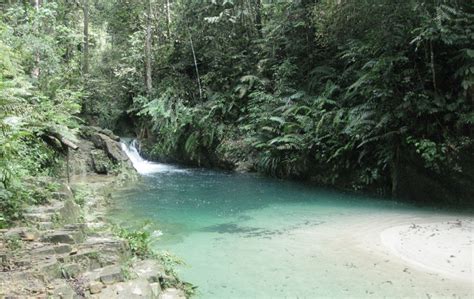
top-left (120, 140), bottom-right (186, 175)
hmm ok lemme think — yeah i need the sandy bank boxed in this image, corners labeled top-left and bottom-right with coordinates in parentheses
top-left (381, 219), bottom-right (473, 283)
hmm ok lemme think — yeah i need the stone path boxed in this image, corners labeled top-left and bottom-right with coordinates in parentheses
top-left (0, 177), bottom-right (187, 299)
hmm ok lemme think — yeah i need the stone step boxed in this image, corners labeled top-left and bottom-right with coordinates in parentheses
top-left (60, 263), bottom-right (82, 279)
top-left (41, 229), bottom-right (84, 245)
top-left (32, 244), bottom-right (73, 256)
top-left (132, 259), bottom-right (166, 283)
top-left (91, 278), bottom-right (158, 298)
top-left (24, 212), bottom-right (54, 223)
top-left (57, 248), bottom-right (103, 270)
top-left (37, 222), bottom-right (54, 230)
top-left (3, 227), bottom-right (40, 241)
top-left (47, 278), bottom-right (76, 299)
top-left (83, 265), bottom-right (125, 285)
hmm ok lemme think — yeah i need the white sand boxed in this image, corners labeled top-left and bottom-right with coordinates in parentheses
top-left (381, 219), bottom-right (474, 283)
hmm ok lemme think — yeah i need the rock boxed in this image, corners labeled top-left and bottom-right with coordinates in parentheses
top-left (32, 246), bottom-right (56, 256)
top-left (4, 228), bottom-right (40, 242)
top-left (37, 259), bottom-right (62, 279)
top-left (23, 212), bottom-right (53, 222)
top-left (37, 222), bottom-right (54, 230)
top-left (133, 259), bottom-right (166, 283)
top-left (93, 278), bottom-right (154, 299)
top-left (84, 265), bottom-right (124, 285)
top-left (90, 133), bottom-right (129, 163)
top-left (69, 126), bottom-right (136, 176)
top-left (55, 244), bottom-right (73, 254)
top-left (42, 232), bottom-right (76, 244)
top-left (235, 161), bottom-right (254, 173)
top-left (51, 280), bottom-right (76, 299)
top-left (21, 230), bottom-right (39, 242)
top-left (4, 227), bottom-right (30, 239)
top-left (86, 126), bottom-right (120, 142)
top-left (61, 263), bottom-right (81, 279)
top-left (159, 288), bottom-right (186, 299)
top-left (58, 199), bottom-right (82, 224)
top-left (90, 150), bottom-right (112, 174)
top-left (150, 282), bottom-right (162, 297)
top-left (99, 266), bottom-right (125, 285)
top-left (89, 281), bottom-right (104, 294)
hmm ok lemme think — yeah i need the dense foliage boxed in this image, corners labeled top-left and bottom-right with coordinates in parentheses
top-left (1, 2), bottom-right (83, 226)
top-left (87, 0), bottom-right (472, 202)
top-left (1, 0), bottom-right (473, 212)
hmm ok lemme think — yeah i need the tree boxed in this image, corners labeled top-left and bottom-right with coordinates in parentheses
top-left (145, 0), bottom-right (153, 94)
top-left (82, 0), bottom-right (89, 75)
top-left (31, 0), bottom-right (40, 79)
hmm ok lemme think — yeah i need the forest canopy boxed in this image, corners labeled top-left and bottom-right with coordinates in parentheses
top-left (1, 0), bottom-right (473, 226)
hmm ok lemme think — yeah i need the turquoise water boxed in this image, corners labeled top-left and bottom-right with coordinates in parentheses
top-left (109, 146), bottom-right (472, 298)
top-left (107, 168), bottom-right (474, 298)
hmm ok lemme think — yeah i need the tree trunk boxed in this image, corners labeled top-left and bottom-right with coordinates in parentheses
top-left (145, 0), bottom-right (153, 94)
top-left (430, 40), bottom-right (438, 94)
top-left (189, 34), bottom-right (202, 99)
top-left (391, 144), bottom-right (400, 198)
top-left (166, 0), bottom-right (171, 38)
top-left (82, 0), bottom-right (89, 75)
top-left (254, 0), bottom-right (262, 37)
top-left (32, 0), bottom-right (40, 79)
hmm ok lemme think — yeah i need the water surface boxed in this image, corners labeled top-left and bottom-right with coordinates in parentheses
top-left (109, 143), bottom-right (473, 298)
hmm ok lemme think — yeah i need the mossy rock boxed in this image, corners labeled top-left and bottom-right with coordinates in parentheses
top-left (90, 149), bottom-right (113, 174)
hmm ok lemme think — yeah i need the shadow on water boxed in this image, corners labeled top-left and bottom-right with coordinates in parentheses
top-left (199, 220), bottom-right (326, 239)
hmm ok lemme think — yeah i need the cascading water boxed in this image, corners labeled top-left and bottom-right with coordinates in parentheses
top-left (120, 139), bottom-right (185, 175)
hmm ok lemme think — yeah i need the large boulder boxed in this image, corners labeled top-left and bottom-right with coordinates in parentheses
top-left (89, 132), bottom-right (129, 163)
top-left (68, 126), bottom-right (136, 177)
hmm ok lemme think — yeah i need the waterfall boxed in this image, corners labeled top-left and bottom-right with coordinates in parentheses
top-left (120, 139), bottom-right (185, 175)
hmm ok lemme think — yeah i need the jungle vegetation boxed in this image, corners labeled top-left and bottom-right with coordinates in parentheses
top-left (1, 0), bottom-right (473, 225)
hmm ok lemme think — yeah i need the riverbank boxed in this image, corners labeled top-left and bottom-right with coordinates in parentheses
top-left (0, 174), bottom-right (188, 298)
top-left (381, 219), bottom-right (473, 283)
top-left (294, 212), bottom-right (474, 298)
top-left (0, 127), bottom-right (189, 298)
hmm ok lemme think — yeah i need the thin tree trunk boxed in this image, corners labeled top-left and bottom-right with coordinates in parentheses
top-left (391, 144), bottom-right (400, 198)
top-left (145, 0), bottom-right (153, 94)
top-left (82, 0), bottom-right (89, 75)
top-left (430, 40), bottom-right (437, 94)
top-left (254, 0), bottom-right (262, 37)
top-left (66, 148), bottom-right (70, 184)
top-left (166, 0), bottom-right (171, 38)
top-left (32, 0), bottom-right (40, 79)
top-left (189, 34), bottom-right (202, 99)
